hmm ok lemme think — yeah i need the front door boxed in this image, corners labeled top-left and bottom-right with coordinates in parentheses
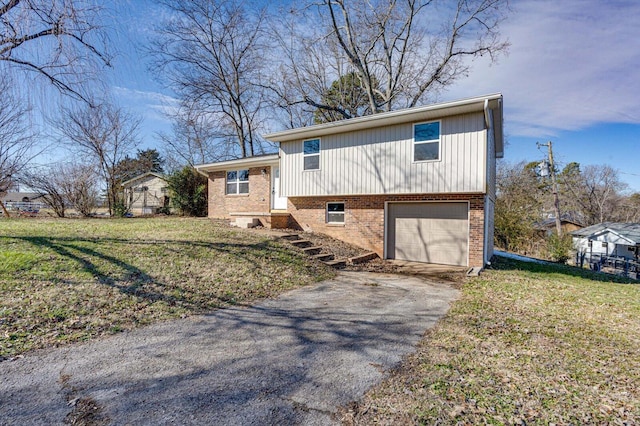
top-left (271, 167), bottom-right (287, 210)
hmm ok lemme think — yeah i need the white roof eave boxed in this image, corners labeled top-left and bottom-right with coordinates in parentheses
top-left (121, 172), bottom-right (166, 187)
top-left (195, 154), bottom-right (280, 174)
top-left (264, 93), bottom-right (503, 143)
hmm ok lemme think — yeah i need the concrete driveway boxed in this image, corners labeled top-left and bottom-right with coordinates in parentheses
top-left (0, 271), bottom-right (459, 425)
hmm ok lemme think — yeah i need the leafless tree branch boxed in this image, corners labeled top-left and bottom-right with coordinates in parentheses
top-left (0, 0), bottom-right (111, 104)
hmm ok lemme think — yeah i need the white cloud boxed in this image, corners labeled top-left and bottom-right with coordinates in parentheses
top-left (443, 0), bottom-right (640, 137)
top-left (111, 86), bottom-right (179, 120)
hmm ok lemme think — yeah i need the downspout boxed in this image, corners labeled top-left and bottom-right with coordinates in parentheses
top-left (194, 166), bottom-right (209, 177)
top-left (483, 98), bottom-right (491, 129)
top-left (483, 98), bottom-right (491, 265)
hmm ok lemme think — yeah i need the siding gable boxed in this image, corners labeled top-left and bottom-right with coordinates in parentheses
top-left (280, 112), bottom-right (487, 197)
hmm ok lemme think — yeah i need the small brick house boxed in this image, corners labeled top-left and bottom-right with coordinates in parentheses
top-left (196, 94), bottom-right (504, 268)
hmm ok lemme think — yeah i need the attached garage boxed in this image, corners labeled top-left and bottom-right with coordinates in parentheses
top-left (386, 202), bottom-right (469, 266)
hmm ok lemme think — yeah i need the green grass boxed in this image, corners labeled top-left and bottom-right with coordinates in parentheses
top-left (344, 257), bottom-right (640, 425)
top-left (0, 217), bottom-right (334, 359)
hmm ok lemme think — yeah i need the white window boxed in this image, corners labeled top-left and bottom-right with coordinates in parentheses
top-left (226, 169), bottom-right (249, 194)
top-left (326, 202), bottom-right (345, 224)
top-left (413, 121), bottom-right (440, 162)
top-left (304, 138), bottom-right (320, 170)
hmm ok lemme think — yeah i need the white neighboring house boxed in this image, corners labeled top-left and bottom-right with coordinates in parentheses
top-left (122, 172), bottom-right (170, 215)
top-left (571, 222), bottom-right (640, 261)
top-left (0, 191), bottom-right (47, 211)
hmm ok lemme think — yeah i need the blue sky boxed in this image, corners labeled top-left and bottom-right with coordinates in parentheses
top-left (33, 0), bottom-right (640, 192)
top-left (442, 0), bottom-right (640, 191)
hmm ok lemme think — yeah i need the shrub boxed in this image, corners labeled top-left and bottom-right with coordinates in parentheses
top-left (545, 233), bottom-right (573, 263)
top-left (167, 166), bottom-right (207, 217)
top-left (112, 199), bottom-right (130, 217)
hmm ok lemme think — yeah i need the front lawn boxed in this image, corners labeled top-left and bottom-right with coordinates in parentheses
top-left (0, 217), bottom-right (333, 359)
top-left (344, 257), bottom-right (640, 425)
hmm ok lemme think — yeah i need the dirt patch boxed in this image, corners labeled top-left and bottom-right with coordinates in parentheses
top-left (60, 374), bottom-right (109, 426)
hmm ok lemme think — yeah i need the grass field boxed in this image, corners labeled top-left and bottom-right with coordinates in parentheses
top-left (3, 217), bottom-right (639, 423)
top-left (0, 217), bottom-right (334, 359)
top-left (344, 257), bottom-right (640, 425)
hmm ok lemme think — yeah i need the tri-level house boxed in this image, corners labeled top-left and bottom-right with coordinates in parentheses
top-left (196, 94), bottom-right (503, 268)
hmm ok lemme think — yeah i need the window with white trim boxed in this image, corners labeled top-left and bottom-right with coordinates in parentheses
top-left (226, 169), bottom-right (249, 194)
top-left (413, 121), bottom-right (440, 162)
top-left (303, 138), bottom-right (320, 170)
top-left (326, 202), bottom-right (345, 224)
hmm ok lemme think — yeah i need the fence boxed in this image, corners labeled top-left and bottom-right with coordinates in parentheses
top-left (576, 252), bottom-right (640, 280)
top-left (4, 201), bottom-right (47, 211)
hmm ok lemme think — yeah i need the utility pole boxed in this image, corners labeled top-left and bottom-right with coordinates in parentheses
top-left (538, 141), bottom-right (562, 236)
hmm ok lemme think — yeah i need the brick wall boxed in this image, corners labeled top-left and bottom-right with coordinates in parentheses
top-left (287, 193), bottom-right (486, 267)
top-left (208, 166), bottom-right (272, 218)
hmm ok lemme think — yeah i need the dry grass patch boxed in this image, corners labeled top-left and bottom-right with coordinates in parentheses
top-left (0, 217), bottom-right (334, 359)
top-left (343, 257), bottom-right (640, 425)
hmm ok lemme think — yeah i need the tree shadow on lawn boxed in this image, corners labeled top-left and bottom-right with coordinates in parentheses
top-left (489, 255), bottom-right (639, 284)
top-left (2, 298), bottom-right (435, 425)
top-left (6, 235), bottom-right (312, 312)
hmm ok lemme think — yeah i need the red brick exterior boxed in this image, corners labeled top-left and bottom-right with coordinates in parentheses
top-left (269, 214), bottom-right (290, 229)
top-left (287, 193), bottom-right (486, 267)
top-left (207, 166), bottom-right (486, 266)
top-left (208, 166), bottom-right (272, 218)
top-left (207, 166), bottom-right (292, 229)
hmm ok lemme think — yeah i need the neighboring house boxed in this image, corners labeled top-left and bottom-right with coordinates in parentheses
top-left (534, 218), bottom-right (583, 237)
top-left (122, 172), bottom-right (169, 215)
top-left (0, 191), bottom-right (47, 210)
top-left (196, 94), bottom-right (504, 268)
top-left (571, 222), bottom-right (640, 261)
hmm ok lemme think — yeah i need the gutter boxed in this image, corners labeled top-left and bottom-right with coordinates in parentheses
top-left (264, 93), bottom-right (503, 142)
top-left (483, 98), bottom-right (490, 129)
top-left (194, 154), bottom-right (280, 175)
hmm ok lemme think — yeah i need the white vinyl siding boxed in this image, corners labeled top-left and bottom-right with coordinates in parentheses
top-left (280, 112), bottom-right (487, 197)
top-left (486, 109), bottom-right (497, 200)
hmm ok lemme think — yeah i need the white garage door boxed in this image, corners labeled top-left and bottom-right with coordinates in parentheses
top-left (387, 202), bottom-right (469, 266)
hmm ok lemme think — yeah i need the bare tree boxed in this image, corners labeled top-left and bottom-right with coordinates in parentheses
top-left (618, 193), bottom-right (640, 223)
top-left (58, 162), bottom-right (99, 216)
top-left (563, 164), bottom-right (628, 225)
top-left (20, 166), bottom-right (68, 217)
top-left (157, 103), bottom-right (239, 169)
top-left (0, 75), bottom-right (37, 217)
top-left (20, 162), bottom-right (99, 217)
top-left (56, 102), bottom-right (141, 215)
top-left (272, 0), bottom-right (509, 123)
top-left (0, 0), bottom-right (111, 103)
top-left (494, 161), bottom-right (544, 253)
top-left (149, 0), bottom-right (270, 159)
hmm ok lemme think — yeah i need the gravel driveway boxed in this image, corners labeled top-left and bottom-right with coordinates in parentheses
top-left (0, 271), bottom-right (459, 425)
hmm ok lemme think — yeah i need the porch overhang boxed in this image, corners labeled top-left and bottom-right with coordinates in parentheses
top-left (195, 154), bottom-right (280, 176)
